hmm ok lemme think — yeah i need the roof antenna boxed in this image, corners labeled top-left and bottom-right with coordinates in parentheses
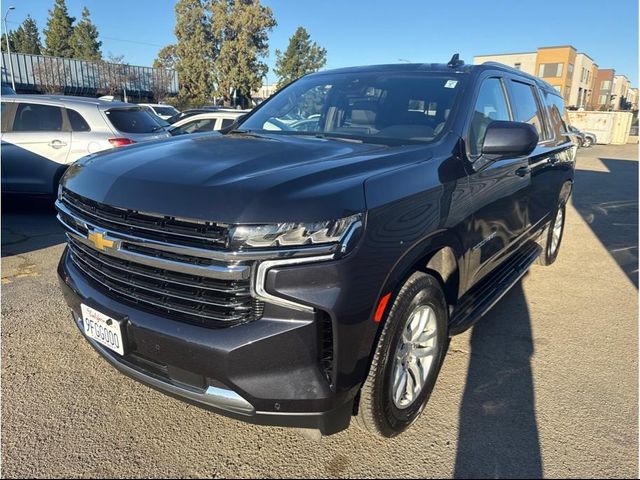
top-left (447, 53), bottom-right (464, 68)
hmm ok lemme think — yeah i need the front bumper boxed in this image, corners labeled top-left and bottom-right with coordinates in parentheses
top-left (58, 249), bottom-right (354, 435)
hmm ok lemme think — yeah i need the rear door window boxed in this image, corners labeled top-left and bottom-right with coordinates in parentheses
top-left (468, 77), bottom-right (511, 156)
top-left (171, 118), bottom-right (217, 135)
top-left (13, 103), bottom-right (64, 132)
top-left (67, 109), bottom-right (91, 132)
top-left (105, 108), bottom-right (162, 134)
top-left (508, 81), bottom-right (547, 141)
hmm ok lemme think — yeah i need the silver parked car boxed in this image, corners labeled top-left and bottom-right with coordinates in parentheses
top-left (1, 95), bottom-right (171, 195)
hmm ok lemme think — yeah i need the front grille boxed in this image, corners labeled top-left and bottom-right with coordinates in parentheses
top-left (58, 189), bottom-right (263, 328)
top-left (67, 237), bottom-right (261, 327)
top-left (61, 189), bottom-right (230, 249)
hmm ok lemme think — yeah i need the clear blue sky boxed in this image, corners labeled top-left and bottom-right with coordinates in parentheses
top-left (3, 0), bottom-right (638, 85)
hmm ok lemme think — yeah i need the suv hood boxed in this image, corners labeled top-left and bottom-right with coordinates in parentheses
top-left (63, 132), bottom-right (432, 223)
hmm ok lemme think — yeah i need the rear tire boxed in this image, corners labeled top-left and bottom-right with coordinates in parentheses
top-left (356, 272), bottom-right (448, 438)
top-left (583, 137), bottom-right (593, 148)
top-left (537, 200), bottom-right (566, 266)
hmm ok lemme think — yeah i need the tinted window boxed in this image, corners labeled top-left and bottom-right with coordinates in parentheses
top-left (469, 78), bottom-right (511, 156)
top-left (242, 72), bottom-right (464, 145)
top-left (220, 118), bottom-right (235, 129)
top-left (509, 81), bottom-right (546, 140)
top-left (105, 108), bottom-right (162, 134)
top-left (544, 92), bottom-right (569, 140)
top-left (67, 109), bottom-right (91, 132)
top-left (153, 106), bottom-right (179, 116)
top-left (13, 103), bottom-right (64, 132)
top-left (170, 118), bottom-right (217, 136)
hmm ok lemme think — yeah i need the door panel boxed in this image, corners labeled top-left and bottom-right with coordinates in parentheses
top-left (466, 157), bottom-right (530, 283)
top-left (463, 75), bottom-right (531, 285)
top-left (1, 102), bottom-right (71, 194)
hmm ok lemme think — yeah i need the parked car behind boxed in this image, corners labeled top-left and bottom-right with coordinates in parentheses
top-left (168, 110), bottom-right (248, 136)
top-left (1, 84), bottom-right (16, 95)
top-left (568, 124), bottom-right (596, 147)
top-left (56, 58), bottom-right (576, 438)
top-left (139, 103), bottom-right (181, 121)
top-left (1, 95), bottom-right (170, 195)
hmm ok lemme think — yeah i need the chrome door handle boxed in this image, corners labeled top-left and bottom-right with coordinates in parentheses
top-left (48, 140), bottom-right (67, 149)
top-left (515, 166), bottom-right (531, 177)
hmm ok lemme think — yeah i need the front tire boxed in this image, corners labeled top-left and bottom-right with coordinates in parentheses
top-left (356, 272), bottom-right (448, 438)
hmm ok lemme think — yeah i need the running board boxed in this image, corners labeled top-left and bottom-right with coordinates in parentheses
top-left (448, 242), bottom-right (541, 335)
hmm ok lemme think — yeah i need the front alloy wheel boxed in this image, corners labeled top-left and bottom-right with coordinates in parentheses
top-left (391, 305), bottom-right (439, 409)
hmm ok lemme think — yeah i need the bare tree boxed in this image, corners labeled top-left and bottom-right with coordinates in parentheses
top-left (96, 53), bottom-right (139, 101)
top-left (150, 68), bottom-right (175, 103)
top-left (32, 56), bottom-right (71, 94)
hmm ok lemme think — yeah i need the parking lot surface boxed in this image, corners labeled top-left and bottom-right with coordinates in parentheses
top-left (1, 144), bottom-right (638, 478)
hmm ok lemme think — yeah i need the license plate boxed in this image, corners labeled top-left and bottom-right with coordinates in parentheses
top-left (81, 304), bottom-right (124, 356)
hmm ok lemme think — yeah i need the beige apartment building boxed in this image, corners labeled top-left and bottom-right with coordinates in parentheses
top-left (474, 46), bottom-right (636, 111)
top-left (612, 75), bottom-right (631, 110)
top-left (568, 53), bottom-right (597, 109)
top-left (628, 88), bottom-right (638, 110)
top-left (473, 52), bottom-right (537, 74)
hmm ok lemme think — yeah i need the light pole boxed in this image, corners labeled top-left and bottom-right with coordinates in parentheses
top-left (3, 6), bottom-right (16, 91)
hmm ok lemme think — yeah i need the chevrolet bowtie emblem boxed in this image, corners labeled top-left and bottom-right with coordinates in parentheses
top-left (87, 231), bottom-right (115, 251)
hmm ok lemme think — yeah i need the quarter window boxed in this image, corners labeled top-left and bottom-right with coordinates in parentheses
top-left (67, 109), bottom-right (91, 132)
top-left (468, 77), bottom-right (511, 156)
top-left (509, 81), bottom-right (546, 140)
top-left (13, 103), bottom-right (63, 132)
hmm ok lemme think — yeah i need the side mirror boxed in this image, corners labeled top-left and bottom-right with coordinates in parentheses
top-left (482, 121), bottom-right (538, 157)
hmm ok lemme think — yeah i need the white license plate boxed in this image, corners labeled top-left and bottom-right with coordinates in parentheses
top-left (81, 304), bottom-right (124, 356)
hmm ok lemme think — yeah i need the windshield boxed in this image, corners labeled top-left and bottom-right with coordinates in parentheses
top-left (240, 71), bottom-right (464, 145)
top-left (153, 106), bottom-right (179, 116)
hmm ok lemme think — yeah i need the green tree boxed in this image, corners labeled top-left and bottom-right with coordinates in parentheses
top-left (70, 7), bottom-right (102, 61)
top-left (174, 0), bottom-right (215, 107)
top-left (12, 16), bottom-right (42, 55)
top-left (274, 27), bottom-right (326, 88)
top-left (43, 0), bottom-right (75, 58)
top-left (0, 30), bottom-right (16, 53)
top-left (210, 0), bottom-right (276, 106)
top-left (153, 44), bottom-right (178, 70)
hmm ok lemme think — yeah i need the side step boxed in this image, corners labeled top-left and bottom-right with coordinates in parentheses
top-left (448, 242), bottom-right (541, 335)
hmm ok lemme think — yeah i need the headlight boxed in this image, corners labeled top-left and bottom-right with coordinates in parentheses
top-left (228, 213), bottom-right (362, 249)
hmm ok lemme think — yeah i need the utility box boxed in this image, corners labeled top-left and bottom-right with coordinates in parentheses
top-left (568, 110), bottom-right (634, 145)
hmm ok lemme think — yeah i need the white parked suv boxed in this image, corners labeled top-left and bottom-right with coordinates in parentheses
top-left (168, 110), bottom-right (248, 136)
top-left (1, 95), bottom-right (171, 195)
top-left (139, 103), bottom-right (181, 120)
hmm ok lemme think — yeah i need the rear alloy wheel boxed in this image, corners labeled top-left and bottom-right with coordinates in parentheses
top-left (583, 137), bottom-right (593, 148)
top-left (537, 201), bottom-right (566, 266)
top-left (356, 272), bottom-right (448, 438)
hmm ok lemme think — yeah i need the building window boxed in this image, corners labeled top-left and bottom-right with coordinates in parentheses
top-left (514, 62), bottom-right (521, 70)
top-left (601, 80), bottom-right (612, 90)
top-left (599, 94), bottom-right (608, 105)
top-left (538, 63), bottom-right (564, 78)
top-left (567, 64), bottom-right (574, 77)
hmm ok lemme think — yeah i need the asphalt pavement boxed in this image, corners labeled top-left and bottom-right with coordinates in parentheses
top-left (1, 144), bottom-right (638, 478)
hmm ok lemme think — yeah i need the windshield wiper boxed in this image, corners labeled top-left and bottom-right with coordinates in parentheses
top-left (310, 133), bottom-right (363, 144)
top-left (151, 125), bottom-right (166, 132)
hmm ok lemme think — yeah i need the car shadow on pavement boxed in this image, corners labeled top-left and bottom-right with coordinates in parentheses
top-left (1, 195), bottom-right (65, 257)
top-left (572, 157), bottom-right (638, 288)
top-left (454, 280), bottom-right (543, 478)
